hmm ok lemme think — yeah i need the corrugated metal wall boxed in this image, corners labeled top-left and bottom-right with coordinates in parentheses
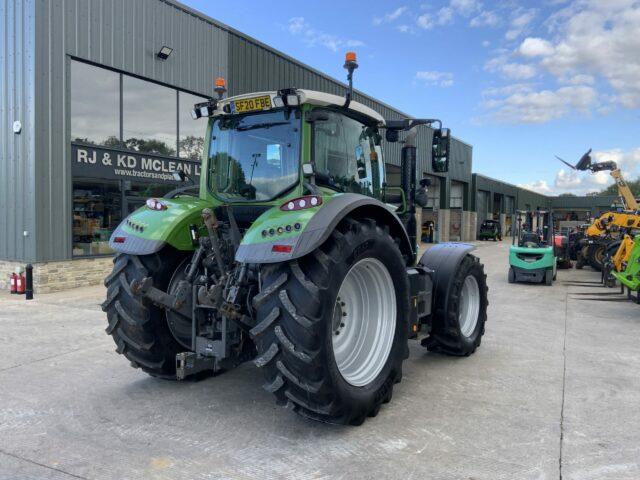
top-left (477, 190), bottom-right (489, 227)
top-left (517, 189), bottom-right (550, 211)
top-left (31, 0), bottom-right (228, 262)
top-left (0, 0), bottom-right (36, 262)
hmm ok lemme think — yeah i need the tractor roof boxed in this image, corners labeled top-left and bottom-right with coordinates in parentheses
top-left (216, 89), bottom-right (386, 125)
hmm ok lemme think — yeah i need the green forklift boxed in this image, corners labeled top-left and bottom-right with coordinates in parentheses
top-left (508, 210), bottom-right (557, 285)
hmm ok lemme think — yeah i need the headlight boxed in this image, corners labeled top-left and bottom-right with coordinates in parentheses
top-left (146, 198), bottom-right (168, 211)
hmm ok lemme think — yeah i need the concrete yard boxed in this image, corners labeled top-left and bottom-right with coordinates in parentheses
top-left (1, 241), bottom-right (639, 480)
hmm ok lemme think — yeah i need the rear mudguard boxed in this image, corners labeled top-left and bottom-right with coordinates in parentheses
top-left (108, 196), bottom-right (211, 255)
top-left (235, 193), bottom-right (415, 265)
top-left (419, 243), bottom-right (476, 319)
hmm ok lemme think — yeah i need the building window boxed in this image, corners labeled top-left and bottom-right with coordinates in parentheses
top-left (72, 180), bottom-right (122, 256)
top-left (179, 92), bottom-right (207, 160)
top-left (70, 59), bottom-right (207, 257)
top-left (123, 75), bottom-right (178, 156)
top-left (71, 62), bottom-right (120, 146)
top-left (451, 182), bottom-right (464, 208)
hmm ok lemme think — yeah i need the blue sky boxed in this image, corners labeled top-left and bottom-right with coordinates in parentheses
top-left (183, 0), bottom-right (640, 195)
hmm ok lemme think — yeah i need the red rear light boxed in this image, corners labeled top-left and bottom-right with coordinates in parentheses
top-left (272, 245), bottom-right (293, 253)
top-left (280, 195), bottom-right (322, 212)
top-left (146, 198), bottom-right (168, 211)
top-left (113, 236), bottom-right (126, 243)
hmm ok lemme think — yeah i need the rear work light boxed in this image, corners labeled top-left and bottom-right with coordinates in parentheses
top-left (146, 198), bottom-right (168, 211)
top-left (272, 245), bottom-right (293, 253)
top-left (280, 195), bottom-right (322, 212)
top-left (113, 236), bottom-right (126, 243)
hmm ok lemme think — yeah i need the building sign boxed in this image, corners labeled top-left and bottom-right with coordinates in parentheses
top-left (72, 144), bottom-right (201, 183)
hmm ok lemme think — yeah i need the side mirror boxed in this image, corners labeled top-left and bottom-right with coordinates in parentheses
top-left (385, 129), bottom-right (399, 143)
top-left (306, 110), bottom-right (330, 123)
top-left (431, 128), bottom-right (451, 173)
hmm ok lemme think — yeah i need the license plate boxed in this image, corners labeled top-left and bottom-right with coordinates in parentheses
top-left (231, 95), bottom-right (272, 114)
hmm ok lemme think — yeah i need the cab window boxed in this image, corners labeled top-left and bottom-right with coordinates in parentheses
top-left (312, 111), bottom-right (382, 198)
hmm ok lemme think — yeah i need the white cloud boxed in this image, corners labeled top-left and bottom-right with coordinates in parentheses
top-left (397, 24), bottom-right (415, 34)
top-left (482, 83), bottom-right (534, 97)
top-left (482, 1), bottom-right (640, 124)
top-left (373, 6), bottom-right (408, 25)
top-left (485, 55), bottom-right (537, 80)
top-left (437, 7), bottom-right (454, 25)
top-left (450, 0), bottom-right (481, 16)
top-left (482, 40), bottom-right (491, 48)
top-left (518, 37), bottom-right (554, 57)
top-left (470, 10), bottom-right (500, 28)
top-left (286, 17), bottom-right (364, 52)
top-left (288, 17), bottom-right (305, 35)
top-left (518, 180), bottom-right (553, 195)
top-left (501, 63), bottom-right (537, 80)
top-left (562, 74), bottom-right (595, 85)
top-left (415, 71), bottom-right (454, 87)
top-left (416, 13), bottom-right (433, 30)
top-left (483, 85), bottom-right (597, 123)
top-left (505, 8), bottom-right (537, 40)
top-left (536, 0), bottom-right (640, 108)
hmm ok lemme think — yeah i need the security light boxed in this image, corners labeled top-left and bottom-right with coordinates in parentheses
top-left (157, 46), bottom-right (173, 60)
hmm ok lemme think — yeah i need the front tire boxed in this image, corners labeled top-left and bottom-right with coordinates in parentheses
top-left (102, 251), bottom-right (187, 378)
top-left (251, 217), bottom-right (409, 425)
top-left (545, 269), bottom-right (553, 286)
top-left (508, 266), bottom-right (515, 283)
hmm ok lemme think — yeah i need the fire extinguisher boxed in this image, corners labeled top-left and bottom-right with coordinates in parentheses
top-left (16, 272), bottom-right (26, 295)
top-left (9, 273), bottom-right (17, 294)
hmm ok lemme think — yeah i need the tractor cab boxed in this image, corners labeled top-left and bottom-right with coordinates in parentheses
top-left (187, 53), bottom-right (452, 254)
top-left (508, 210), bottom-right (557, 285)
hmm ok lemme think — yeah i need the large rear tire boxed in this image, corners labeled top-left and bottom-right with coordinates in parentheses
top-left (251, 217), bottom-right (409, 425)
top-left (101, 251), bottom-right (188, 378)
top-left (423, 254), bottom-right (488, 356)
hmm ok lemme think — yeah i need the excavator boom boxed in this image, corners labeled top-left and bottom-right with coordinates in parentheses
top-left (610, 169), bottom-right (639, 211)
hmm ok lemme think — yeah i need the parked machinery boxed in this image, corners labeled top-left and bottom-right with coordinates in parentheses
top-left (556, 149), bottom-right (640, 271)
top-left (508, 210), bottom-right (557, 285)
top-left (101, 53), bottom-right (489, 425)
top-left (610, 234), bottom-right (640, 302)
top-left (478, 219), bottom-right (502, 241)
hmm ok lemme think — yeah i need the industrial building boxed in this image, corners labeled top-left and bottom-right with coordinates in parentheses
top-left (0, 0), bottom-right (625, 291)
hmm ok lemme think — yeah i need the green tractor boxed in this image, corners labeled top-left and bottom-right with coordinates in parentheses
top-left (508, 210), bottom-right (557, 285)
top-left (102, 53), bottom-right (488, 425)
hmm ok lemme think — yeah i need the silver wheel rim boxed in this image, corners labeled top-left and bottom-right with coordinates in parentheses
top-left (458, 275), bottom-right (480, 338)
top-left (331, 258), bottom-right (396, 387)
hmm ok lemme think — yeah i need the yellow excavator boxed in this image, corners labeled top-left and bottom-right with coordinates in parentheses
top-left (556, 149), bottom-right (639, 271)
